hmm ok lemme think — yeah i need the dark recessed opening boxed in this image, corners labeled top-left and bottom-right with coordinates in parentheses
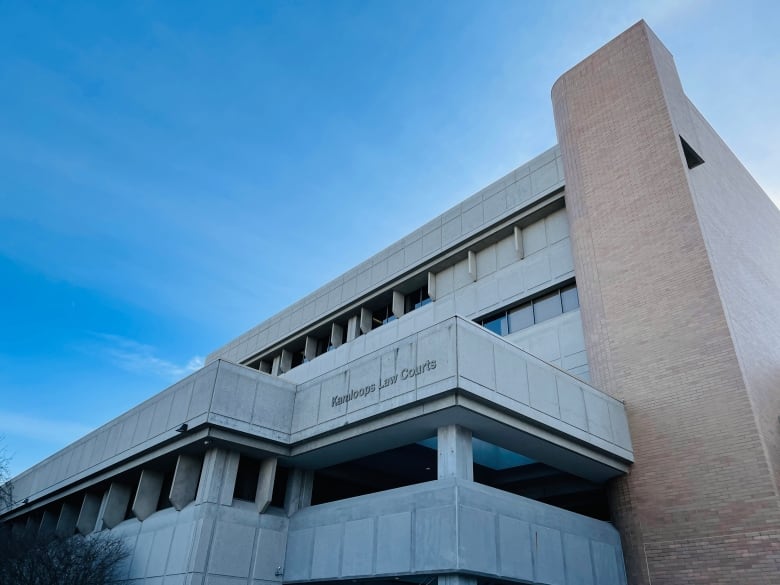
top-left (233, 456), bottom-right (261, 502)
top-left (271, 465), bottom-right (289, 508)
top-left (311, 443), bottom-right (437, 505)
top-left (680, 136), bottom-right (704, 169)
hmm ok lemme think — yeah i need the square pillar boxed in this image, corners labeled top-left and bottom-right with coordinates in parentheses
top-left (392, 290), bottom-right (405, 318)
top-left (284, 468), bottom-right (313, 516)
top-left (427, 271), bottom-right (437, 301)
top-left (304, 336), bottom-right (317, 362)
top-left (437, 424), bottom-right (473, 480)
top-left (55, 501), bottom-right (78, 536)
top-left (256, 457), bottom-right (278, 514)
top-left (98, 482), bottom-right (132, 529)
top-left (359, 307), bottom-right (372, 334)
top-left (279, 349), bottom-right (293, 374)
top-left (331, 323), bottom-right (344, 348)
top-left (196, 448), bottom-right (239, 506)
top-left (440, 576), bottom-right (477, 585)
top-left (76, 492), bottom-right (102, 535)
top-left (39, 509), bottom-right (58, 535)
top-left (346, 315), bottom-right (360, 342)
top-left (132, 469), bottom-right (163, 521)
top-left (169, 454), bottom-right (202, 511)
top-left (467, 250), bottom-right (477, 281)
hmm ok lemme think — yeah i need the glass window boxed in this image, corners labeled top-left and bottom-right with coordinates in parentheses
top-left (415, 296), bottom-right (432, 310)
top-left (405, 285), bottom-right (431, 313)
top-left (561, 284), bottom-right (579, 312)
top-left (372, 305), bottom-right (395, 327)
top-left (483, 313), bottom-right (508, 336)
top-left (533, 291), bottom-right (562, 323)
top-left (508, 303), bottom-right (534, 332)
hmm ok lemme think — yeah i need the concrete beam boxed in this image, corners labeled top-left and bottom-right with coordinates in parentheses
top-left (99, 482), bottom-right (132, 529)
top-left (169, 454), bottom-right (202, 511)
top-left (284, 468), bottom-right (313, 516)
top-left (279, 349), bottom-right (293, 374)
top-left (437, 424), bottom-right (473, 480)
top-left (440, 576), bottom-right (477, 585)
top-left (39, 509), bottom-right (58, 535)
top-left (304, 336), bottom-right (317, 362)
top-left (256, 457), bottom-right (278, 514)
top-left (428, 271), bottom-right (437, 301)
top-left (514, 225), bottom-right (524, 258)
top-left (331, 323), bottom-right (344, 348)
top-left (132, 469), bottom-right (163, 521)
top-left (76, 492), bottom-right (102, 535)
top-left (197, 448), bottom-right (239, 506)
top-left (359, 307), bottom-right (372, 334)
top-left (346, 315), bottom-right (360, 342)
top-left (55, 502), bottom-right (79, 536)
top-left (392, 290), bottom-right (405, 318)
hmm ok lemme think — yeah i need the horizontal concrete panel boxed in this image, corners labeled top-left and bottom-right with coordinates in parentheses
top-left (9, 316), bottom-right (631, 509)
top-left (7, 361), bottom-right (296, 508)
top-left (207, 147), bottom-right (565, 367)
top-left (285, 479), bottom-right (627, 585)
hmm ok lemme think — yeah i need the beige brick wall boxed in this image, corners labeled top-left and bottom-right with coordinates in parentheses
top-left (553, 21), bottom-right (780, 584)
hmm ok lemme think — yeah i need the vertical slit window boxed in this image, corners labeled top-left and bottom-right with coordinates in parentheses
top-left (561, 284), bottom-right (580, 312)
top-left (533, 291), bottom-right (563, 323)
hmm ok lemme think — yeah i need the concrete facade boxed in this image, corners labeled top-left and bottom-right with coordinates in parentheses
top-left (2, 20), bottom-right (778, 585)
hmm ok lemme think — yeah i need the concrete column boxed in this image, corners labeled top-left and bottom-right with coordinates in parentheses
top-left (258, 360), bottom-right (272, 374)
top-left (197, 448), bottom-right (239, 506)
top-left (439, 576), bottom-right (477, 585)
top-left (346, 315), bottom-right (360, 342)
top-left (359, 307), bottom-right (372, 334)
top-left (467, 250), bottom-right (477, 281)
top-left (76, 492), bottom-right (102, 535)
top-left (331, 323), bottom-right (344, 348)
top-left (55, 501), bottom-right (78, 536)
top-left (514, 225), bottom-right (524, 258)
top-left (304, 336), bottom-right (317, 362)
top-left (284, 468), bottom-right (313, 516)
top-left (279, 349), bottom-right (293, 374)
top-left (437, 424), bottom-right (473, 480)
top-left (24, 515), bottom-right (38, 534)
top-left (428, 271), bottom-right (437, 301)
top-left (271, 355), bottom-right (282, 376)
top-left (132, 469), bottom-right (163, 521)
top-left (98, 482), bottom-right (132, 529)
top-left (392, 290), bottom-right (405, 318)
top-left (256, 457), bottom-right (278, 514)
top-left (169, 454), bottom-right (203, 511)
top-left (39, 509), bottom-right (58, 535)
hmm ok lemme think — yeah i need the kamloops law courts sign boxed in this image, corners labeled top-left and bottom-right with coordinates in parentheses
top-left (331, 359), bottom-right (438, 408)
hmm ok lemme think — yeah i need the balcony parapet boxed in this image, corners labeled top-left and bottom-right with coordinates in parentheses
top-left (285, 478), bottom-right (627, 585)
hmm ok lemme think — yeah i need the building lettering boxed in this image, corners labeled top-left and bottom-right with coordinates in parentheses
top-left (331, 359), bottom-right (437, 408)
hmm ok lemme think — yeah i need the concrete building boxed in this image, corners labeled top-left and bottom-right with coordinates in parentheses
top-left (2, 21), bottom-right (779, 585)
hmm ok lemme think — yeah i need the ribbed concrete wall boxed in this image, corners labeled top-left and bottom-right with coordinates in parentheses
top-left (286, 479), bottom-right (626, 585)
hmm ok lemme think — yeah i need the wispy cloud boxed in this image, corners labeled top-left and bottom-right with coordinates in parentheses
top-left (82, 333), bottom-right (204, 379)
top-left (0, 411), bottom-right (94, 444)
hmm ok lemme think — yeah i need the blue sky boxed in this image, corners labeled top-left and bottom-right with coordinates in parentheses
top-left (1, 0), bottom-right (778, 477)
